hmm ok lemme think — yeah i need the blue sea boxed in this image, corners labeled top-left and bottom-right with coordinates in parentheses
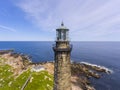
top-left (0, 41), bottom-right (120, 90)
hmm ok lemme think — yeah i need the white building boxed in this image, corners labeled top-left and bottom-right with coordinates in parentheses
top-left (31, 65), bottom-right (45, 72)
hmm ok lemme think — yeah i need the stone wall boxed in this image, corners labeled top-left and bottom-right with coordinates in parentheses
top-left (54, 51), bottom-right (71, 90)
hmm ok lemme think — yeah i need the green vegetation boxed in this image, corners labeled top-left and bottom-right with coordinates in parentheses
top-left (0, 64), bottom-right (14, 90)
top-left (0, 57), bottom-right (53, 90)
top-left (11, 70), bottom-right (31, 90)
top-left (25, 71), bottom-right (53, 90)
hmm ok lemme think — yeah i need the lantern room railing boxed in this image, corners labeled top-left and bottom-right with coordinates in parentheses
top-left (53, 44), bottom-right (72, 52)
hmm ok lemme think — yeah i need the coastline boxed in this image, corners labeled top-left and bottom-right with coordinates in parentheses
top-left (0, 50), bottom-right (112, 90)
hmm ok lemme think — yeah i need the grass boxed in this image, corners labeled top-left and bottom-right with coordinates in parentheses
top-left (0, 57), bottom-right (53, 90)
top-left (25, 71), bottom-right (53, 90)
top-left (0, 63), bottom-right (14, 90)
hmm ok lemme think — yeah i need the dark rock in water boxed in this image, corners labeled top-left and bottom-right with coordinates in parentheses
top-left (70, 62), bottom-right (111, 90)
top-left (0, 49), bottom-right (14, 54)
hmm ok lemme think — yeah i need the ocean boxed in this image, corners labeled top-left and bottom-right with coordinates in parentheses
top-left (0, 41), bottom-right (120, 90)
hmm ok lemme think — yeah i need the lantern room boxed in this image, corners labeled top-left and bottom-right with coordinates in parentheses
top-left (56, 22), bottom-right (69, 41)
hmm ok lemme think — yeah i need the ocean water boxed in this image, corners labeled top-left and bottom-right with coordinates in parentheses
top-left (0, 41), bottom-right (120, 90)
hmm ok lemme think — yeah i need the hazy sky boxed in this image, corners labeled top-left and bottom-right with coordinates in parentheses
top-left (0, 0), bottom-right (120, 41)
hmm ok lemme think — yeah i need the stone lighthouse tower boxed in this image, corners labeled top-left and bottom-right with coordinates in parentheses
top-left (53, 22), bottom-right (72, 90)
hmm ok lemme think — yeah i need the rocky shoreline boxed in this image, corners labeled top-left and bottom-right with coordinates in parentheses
top-left (0, 50), bottom-right (112, 90)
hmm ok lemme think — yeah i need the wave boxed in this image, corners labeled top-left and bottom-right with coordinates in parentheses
top-left (80, 61), bottom-right (113, 74)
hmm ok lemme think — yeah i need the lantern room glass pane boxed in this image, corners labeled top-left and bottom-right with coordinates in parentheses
top-left (56, 29), bottom-right (69, 41)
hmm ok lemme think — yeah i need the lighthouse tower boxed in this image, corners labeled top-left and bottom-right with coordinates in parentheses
top-left (53, 22), bottom-right (72, 90)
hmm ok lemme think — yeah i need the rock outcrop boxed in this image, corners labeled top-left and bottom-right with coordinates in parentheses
top-left (0, 50), bottom-right (111, 90)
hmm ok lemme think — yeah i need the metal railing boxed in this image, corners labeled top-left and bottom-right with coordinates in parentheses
top-left (53, 44), bottom-right (72, 52)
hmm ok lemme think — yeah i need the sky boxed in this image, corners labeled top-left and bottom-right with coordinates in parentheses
top-left (0, 0), bottom-right (120, 41)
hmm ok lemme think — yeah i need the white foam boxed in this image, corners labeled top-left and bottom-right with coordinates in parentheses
top-left (80, 61), bottom-right (113, 74)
